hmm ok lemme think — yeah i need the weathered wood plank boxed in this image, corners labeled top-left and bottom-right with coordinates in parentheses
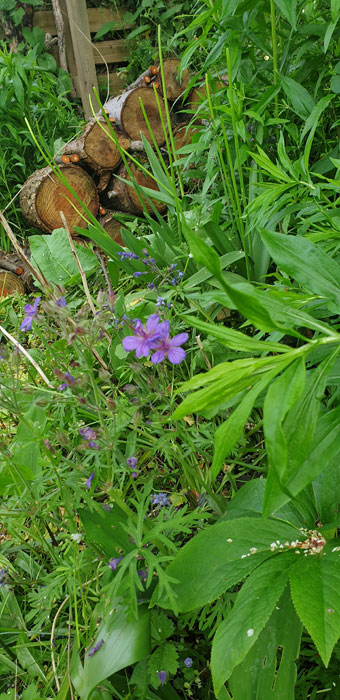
top-left (64, 0), bottom-right (99, 118)
top-left (92, 40), bottom-right (129, 65)
top-left (33, 6), bottom-right (129, 35)
top-left (97, 71), bottom-right (127, 96)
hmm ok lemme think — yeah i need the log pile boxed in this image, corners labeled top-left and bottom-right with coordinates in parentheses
top-left (19, 60), bottom-right (224, 252)
top-left (0, 251), bottom-right (35, 298)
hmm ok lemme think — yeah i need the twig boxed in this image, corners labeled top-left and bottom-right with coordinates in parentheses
top-left (60, 211), bottom-right (111, 369)
top-left (0, 324), bottom-right (52, 387)
top-left (60, 210), bottom-right (96, 315)
top-left (51, 596), bottom-right (70, 691)
top-left (95, 248), bottom-right (112, 298)
top-left (0, 210), bottom-right (46, 288)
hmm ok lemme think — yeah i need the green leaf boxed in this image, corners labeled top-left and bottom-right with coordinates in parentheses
top-left (148, 643), bottom-right (179, 688)
top-left (260, 228), bottom-right (340, 312)
top-left (289, 549), bottom-right (340, 665)
top-left (324, 19), bottom-right (339, 52)
top-left (263, 358), bottom-right (306, 480)
top-left (79, 505), bottom-right (134, 557)
top-left (93, 20), bottom-right (117, 40)
top-left (229, 586), bottom-right (302, 700)
top-left (273, 0), bottom-right (296, 28)
top-left (211, 553), bottom-right (297, 695)
top-left (183, 224), bottom-right (222, 279)
top-left (182, 315), bottom-right (291, 354)
top-left (29, 228), bottom-right (98, 286)
top-left (211, 369), bottom-right (280, 480)
top-left (281, 77), bottom-right (315, 118)
top-left (71, 604), bottom-right (150, 700)
top-left (154, 518), bottom-right (303, 613)
top-left (264, 402), bottom-right (340, 515)
top-left (331, 0), bottom-right (340, 22)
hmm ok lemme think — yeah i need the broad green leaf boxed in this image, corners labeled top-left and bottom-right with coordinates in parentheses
top-left (263, 358), bottom-right (306, 480)
top-left (331, 0), bottom-right (340, 22)
top-left (183, 224), bottom-right (222, 279)
top-left (281, 77), bottom-right (315, 119)
top-left (264, 403), bottom-right (340, 515)
top-left (316, 461), bottom-right (340, 525)
top-left (229, 586), bottom-right (302, 700)
top-left (324, 19), bottom-right (339, 52)
top-left (154, 518), bottom-right (303, 612)
top-left (29, 228), bottom-right (98, 286)
top-left (211, 553), bottom-right (297, 695)
top-left (289, 549), bottom-right (340, 665)
top-left (260, 228), bottom-right (340, 312)
top-left (79, 504), bottom-right (134, 557)
top-left (212, 369), bottom-right (280, 480)
top-left (71, 604), bottom-right (150, 700)
top-left (182, 315), bottom-right (291, 354)
top-left (274, 0), bottom-right (296, 28)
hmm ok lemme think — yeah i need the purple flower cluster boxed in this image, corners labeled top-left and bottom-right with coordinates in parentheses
top-left (122, 315), bottom-right (188, 365)
top-left (150, 492), bottom-right (170, 507)
top-left (88, 639), bottom-right (104, 657)
top-left (127, 455), bottom-right (138, 478)
top-left (117, 251), bottom-right (139, 260)
top-left (56, 296), bottom-right (67, 307)
top-left (20, 297), bottom-right (40, 331)
top-left (79, 426), bottom-right (99, 450)
top-left (56, 370), bottom-right (75, 392)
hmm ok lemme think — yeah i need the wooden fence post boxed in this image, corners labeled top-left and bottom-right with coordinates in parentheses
top-left (63, 0), bottom-right (99, 118)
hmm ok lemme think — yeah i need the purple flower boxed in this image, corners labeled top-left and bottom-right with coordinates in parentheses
top-left (148, 283), bottom-right (155, 289)
top-left (88, 441), bottom-right (100, 450)
top-left (133, 271), bottom-right (143, 277)
top-left (86, 472), bottom-right (95, 489)
top-left (122, 315), bottom-right (162, 359)
top-left (0, 569), bottom-right (8, 586)
top-left (20, 297), bottom-right (41, 331)
top-left (184, 657), bottom-right (193, 668)
top-left (58, 383), bottom-right (68, 392)
top-left (150, 492), bottom-right (170, 507)
top-left (156, 297), bottom-right (164, 307)
top-left (170, 264), bottom-right (177, 270)
top-left (157, 671), bottom-right (167, 686)
top-left (131, 471), bottom-right (138, 479)
top-left (88, 639), bottom-right (104, 657)
top-left (127, 456), bottom-right (138, 468)
top-left (79, 427), bottom-right (97, 441)
top-left (64, 372), bottom-right (75, 383)
top-left (150, 322), bottom-right (188, 365)
top-left (56, 297), bottom-right (67, 307)
top-left (108, 556), bottom-right (123, 571)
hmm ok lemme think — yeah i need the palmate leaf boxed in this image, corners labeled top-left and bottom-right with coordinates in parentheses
top-left (153, 518), bottom-right (303, 613)
top-left (228, 586), bottom-right (302, 700)
top-left (260, 228), bottom-right (340, 313)
top-left (211, 553), bottom-right (297, 696)
top-left (290, 548), bottom-right (340, 666)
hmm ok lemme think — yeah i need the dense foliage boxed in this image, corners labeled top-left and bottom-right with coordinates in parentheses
top-left (1, 0), bottom-right (340, 698)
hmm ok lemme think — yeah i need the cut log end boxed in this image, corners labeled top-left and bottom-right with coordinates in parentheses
top-left (105, 87), bottom-right (167, 146)
top-left (159, 58), bottom-right (190, 101)
top-left (20, 164), bottom-right (99, 234)
top-left (0, 270), bottom-right (25, 297)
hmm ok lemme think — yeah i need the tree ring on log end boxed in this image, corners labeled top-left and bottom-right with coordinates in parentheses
top-left (0, 270), bottom-right (25, 297)
top-left (85, 122), bottom-right (121, 170)
top-left (121, 88), bottom-right (167, 145)
top-left (35, 165), bottom-right (98, 233)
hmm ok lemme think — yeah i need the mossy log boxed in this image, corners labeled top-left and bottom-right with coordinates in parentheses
top-left (20, 164), bottom-right (99, 234)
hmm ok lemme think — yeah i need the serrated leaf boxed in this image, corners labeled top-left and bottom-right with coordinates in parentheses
top-left (148, 643), bottom-right (179, 688)
top-left (260, 228), bottom-right (340, 312)
top-left (290, 550), bottom-right (340, 665)
top-left (211, 553), bottom-right (297, 695)
top-left (151, 611), bottom-right (175, 643)
top-left (154, 518), bottom-right (303, 612)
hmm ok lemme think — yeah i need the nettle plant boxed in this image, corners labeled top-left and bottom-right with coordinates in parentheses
top-left (150, 225), bottom-right (340, 698)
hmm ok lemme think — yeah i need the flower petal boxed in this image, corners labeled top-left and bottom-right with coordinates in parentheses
top-left (135, 339), bottom-right (152, 358)
top-left (122, 336), bottom-right (141, 351)
top-left (167, 347), bottom-right (186, 364)
top-left (151, 349), bottom-right (165, 364)
top-left (146, 314), bottom-right (160, 334)
top-left (169, 332), bottom-right (189, 346)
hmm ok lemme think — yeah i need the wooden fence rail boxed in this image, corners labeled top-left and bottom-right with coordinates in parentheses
top-left (33, 1), bottom-right (130, 117)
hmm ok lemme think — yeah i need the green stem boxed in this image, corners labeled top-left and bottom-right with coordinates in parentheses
top-left (270, 0), bottom-right (279, 119)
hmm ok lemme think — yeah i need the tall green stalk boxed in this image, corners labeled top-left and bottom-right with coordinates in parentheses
top-left (270, 0), bottom-right (279, 119)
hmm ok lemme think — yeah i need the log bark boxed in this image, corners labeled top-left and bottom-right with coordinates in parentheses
top-left (158, 58), bottom-right (190, 102)
top-left (62, 118), bottom-right (130, 174)
top-left (0, 270), bottom-right (25, 297)
top-left (103, 87), bottom-right (167, 145)
top-left (105, 164), bottom-right (167, 214)
top-left (20, 164), bottom-right (99, 234)
top-left (0, 251), bottom-right (35, 290)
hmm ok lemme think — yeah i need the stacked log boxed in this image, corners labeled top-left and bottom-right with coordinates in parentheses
top-left (19, 59), bottom-right (209, 243)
